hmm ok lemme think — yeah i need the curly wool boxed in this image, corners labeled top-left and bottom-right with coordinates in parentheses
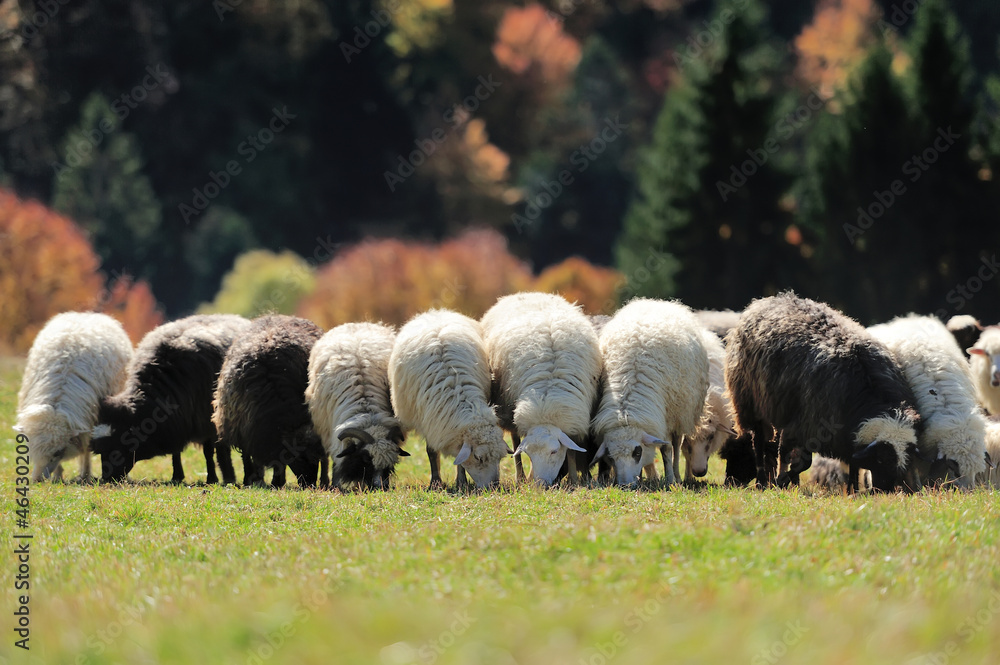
top-left (389, 310), bottom-right (505, 460)
top-left (17, 312), bottom-right (132, 480)
top-left (869, 315), bottom-right (986, 484)
top-left (592, 298), bottom-right (708, 441)
top-left (481, 292), bottom-right (601, 439)
top-left (685, 329), bottom-right (735, 466)
top-left (306, 322), bottom-right (402, 474)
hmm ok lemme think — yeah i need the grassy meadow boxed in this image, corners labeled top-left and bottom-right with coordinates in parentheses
top-left (2, 357), bottom-right (1000, 665)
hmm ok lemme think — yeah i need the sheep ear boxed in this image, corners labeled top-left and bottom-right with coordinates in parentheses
top-left (556, 430), bottom-right (585, 453)
top-left (454, 441), bottom-right (472, 466)
top-left (640, 432), bottom-right (667, 447)
top-left (397, 448), bottom-right (410, 458)
top-left (388, 426), bottom-right (405, 443)
top-left (852, 440), bottom-right (893, 467)
top-left (12, 424), bottom-right (23, 434)
top-left (719, 423), bottom-right (737, 437)
top-left (336, 443), bottom-right (357, 459)
top-left (92, 423), bottom-right (112, 439)
top-left (968, 347), bottom-right (988, 356)
top-left (513, 443), bottom-right (527, 456)
top-left (506, 445), bottom-right (515, 456)
top-left (594, 441), bottom-right (608, 459)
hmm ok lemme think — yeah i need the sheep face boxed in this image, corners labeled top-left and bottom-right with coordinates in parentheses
top-left (970, 348), bottom-right (1000, 388)
top-left (453, 424), bottom-right (508, 489)
top-left (16, 404), bottom-right (80, 481)
top-left (595, 427), bottom-right (665, 486)
top-left (514, 425), bottom-right (586, 487)
top-left (91, 400), bottom-right (142, 482)
top-left (335, 424), bottom-right (409, 490)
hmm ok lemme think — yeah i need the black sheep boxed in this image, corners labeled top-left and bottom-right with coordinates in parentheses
top-left (724, 293), bottom-right (922, 491)
top-left (212, 315), bottom-right (327, 488)
top-left (92, 314), bottom-right (251, 484)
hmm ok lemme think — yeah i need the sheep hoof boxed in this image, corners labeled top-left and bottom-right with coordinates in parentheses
top-left (428, 479), bottom-right (446, 491)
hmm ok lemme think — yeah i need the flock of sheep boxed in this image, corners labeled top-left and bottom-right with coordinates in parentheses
top-left (13, 291), bottom-right (1000, 493)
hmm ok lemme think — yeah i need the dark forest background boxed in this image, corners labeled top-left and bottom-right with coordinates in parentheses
top-left (2, 0), bottom-right (999, 332)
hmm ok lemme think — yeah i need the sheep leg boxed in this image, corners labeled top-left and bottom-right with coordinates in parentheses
top-left (578, 450), bottom-right (592, 484)
top-left (566, 451), bottom-right (579, 486)
top-left (751, 424), bottom-right (775, 488)
top-left (202, 441), bottom-right (219, 485)
top-left (79, 436), bottom-right (93, 483)
top-left (643, 463), bottom-right (659, 484)
top-left (671, 438), bottom-right (681, 483)
top-left (597, 457), bottom-right (613, 485)
top-left (170, 453), bottom-right (185, 484)
top-left (512, 431), bottom-right (526, 484)
top-left (427, 448), bottom-right (445, 490)
top-left (216, 442), bottom-right (237, 485)
top-left (658, 446), bottom-right (673, 485)
top-left (319, 455), bottom-right (330, 489)
top-left (271, 464), bottom-right (287, 489)
top-left (456, 465), bottom-right (469, 492)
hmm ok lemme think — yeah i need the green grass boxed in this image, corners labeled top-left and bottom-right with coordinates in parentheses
top-left (3, 358), bottom-right (1000, 664)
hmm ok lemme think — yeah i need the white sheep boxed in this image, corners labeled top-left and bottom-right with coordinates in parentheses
top-left (978, 418), bottom-right (1000, 487)
top-left (389, 309), bottom-right (510, 489)
top-left (681, 329), bottom-right (736, 481)
top-left (968, 327), bottom-right (1000, 416)
top-left (869, 315), bottom-right (987, 489)
top-left (591, 298), bottom-right (709, 486)
top-left (480, 292), bottom-right (599, 486)
top-left (15, 312), bottom-right (132, 481)
top-left (306, 322), bottom-right (408, 490)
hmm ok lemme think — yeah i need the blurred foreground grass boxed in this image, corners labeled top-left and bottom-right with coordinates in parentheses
top-left (2, 358), bottom-right (1000, 665)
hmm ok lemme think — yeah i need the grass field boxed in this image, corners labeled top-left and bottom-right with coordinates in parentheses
top-left (2, 358), bottom-right (1000, 665)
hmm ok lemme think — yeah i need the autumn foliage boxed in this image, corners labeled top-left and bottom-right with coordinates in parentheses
top-left (99, 276), bottom-right (164, 344)
top-left (298, 229), bottom-right (623, 329)
top-left (533, 257), bottom-right (623, 315)
top-left (795, 0), bottom-right (881, 99)
top-left (0, 188), bottom-right (162, 352)
top-left (493, 4), bottom-right (582, 93)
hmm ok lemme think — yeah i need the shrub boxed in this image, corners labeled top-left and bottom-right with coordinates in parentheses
top-left (199, 249), bottom-right (316, 318)
top-left (533, 256), bottom-right (623, 314)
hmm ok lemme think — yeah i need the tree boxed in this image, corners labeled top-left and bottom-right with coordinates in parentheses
top-left (616, 0), bottom-right (804, 310)
top-left (0, 188), bottom-right (103, 351)
top-left (198, 250), bottom-right (316, 319)
top-left (52, 93), bottom-right (163, 282)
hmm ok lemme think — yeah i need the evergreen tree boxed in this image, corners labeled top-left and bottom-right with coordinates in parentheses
top-left (616, 0), bottom-right (801, 309)
top-left (52, 93), bottom-right (162, 282)
top-left (514, 36), bottom-right (638, 269)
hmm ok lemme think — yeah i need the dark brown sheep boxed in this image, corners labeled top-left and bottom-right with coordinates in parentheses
top-left (92, 314), bottom-right (251, 484)
top-left (213, 315), bottom-right (328, 488)
top-left (724, 293), bottom-right (921, 491)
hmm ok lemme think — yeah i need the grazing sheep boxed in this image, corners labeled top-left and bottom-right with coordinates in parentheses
top-left (591, 298), bottom-right (709, 486)
top-left (869, 315), bottom-right (987, 489)
top-left (946, 315), bottom-right (982, 357)
top-left (978, 419), bottom-right (1000, 487)
top-left (15, 313), bottom-right (132, 482)
top-left (213, 315), bottom-right (327, 488)
top-left (306, 322), bottom-right (408, 490)
top-left (695, 310), bottom-right (741, 343)
top-left (681, 329), bottom-right (736, 481)
top-left (91, 314), bottom-right (250, 484)
top-left (968, 327), bottom-right (1000, 416)
top-left (809, 456), bottom-right (872, 492)
top-left (389, 309), bottom-right (510, 490)
top-left (725, 293), bottom-right (921, 491)
top-left (481, 293), bottom-right (600, 486)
